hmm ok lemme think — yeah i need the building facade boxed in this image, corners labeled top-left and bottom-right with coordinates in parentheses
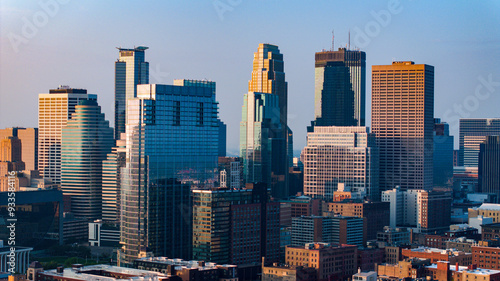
top-left (102, 136), bottom-right (126, 223)
top-left (302, 126), bottom-right (379, 201)
top-left (433, 118), bottom-right (454, 187)
top-left (479, 136), bottom-right (500, 202)
top-left (114, 46), bottom-right (149, 140)
top-left (61, 100), bottom-right (114, 220)
top-left (459, 119), bottom-right (500, 167)
top-left (310, 48), bottom-right (366, 129)
top-left (119, 81), bottom-right (220, 265)
top-left (372, 61), bottom-right (434, 191)
top-left (38, 86), bottom-right (97, 185)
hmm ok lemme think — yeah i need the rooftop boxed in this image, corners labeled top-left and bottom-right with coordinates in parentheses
top-left (478, 203), bottom-right (500, 211)
top-left (39, 264), bottom-right (166, 281)
top-left (136, 257), bottom-right (237, 271)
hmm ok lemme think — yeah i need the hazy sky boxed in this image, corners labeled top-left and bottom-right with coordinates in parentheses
top-left (1, 1), bottom-right (499, 155)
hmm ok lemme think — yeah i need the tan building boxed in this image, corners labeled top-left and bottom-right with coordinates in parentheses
top-left (469, 204), bottom-right (500, 223)
top-left (372, 61), bottom-right (434, 191)
top-left (0, 128), bottom-right (38, 171)
top-left (38, 86), bottom-right (96, 185)
top-left (286, 243), bottom-right (357, 280)
top-left (261, 264), bottom-right (317, 281)
top-left (377, 259), bottom-right (430, 280)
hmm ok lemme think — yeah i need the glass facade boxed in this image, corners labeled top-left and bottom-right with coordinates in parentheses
top-left (240, 92), bottom-right (287, 198)
top-left (433, 118), bottom-right (454, 187)
top-left (61, 100), bottom-right (114, 220)
top-left (246, 44), bottom-right (290, 198)
top-left (38, 88), bottom-right (97, 185)
top-left (310, 48), bottom-right (366, 130)
top-left (114, 46), bottom-right (149, 140)
top-left (459, 119), bottom-right (500, 167)
top-left (102, 137), bottom-right (126, 223)
top-left (119, 81), bottom-right (220, 265)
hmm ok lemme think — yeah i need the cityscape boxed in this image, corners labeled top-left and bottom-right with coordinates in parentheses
top-left (1, 1), bottom-right (500, 281)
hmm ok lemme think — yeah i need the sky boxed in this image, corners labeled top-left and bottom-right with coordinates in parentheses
top-left (1, 1), bottom-right (500, 155)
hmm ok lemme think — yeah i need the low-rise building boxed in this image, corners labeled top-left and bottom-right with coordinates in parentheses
top-left (261, 264), bottom-right (316, 281)
top-left (401, 247), bottom-right (472, 266)
top-left (352, 271), bottom-right (376, 281)
top-left (377, 259), bottom-right (430, 280)
top-left (376, 227), bottom-right (410, 247)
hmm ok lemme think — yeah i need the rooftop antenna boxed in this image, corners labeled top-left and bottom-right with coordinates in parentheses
top-left (331, 29), bottom-right (334, 51)
top-left (348, 30), bottom-right (351, 50)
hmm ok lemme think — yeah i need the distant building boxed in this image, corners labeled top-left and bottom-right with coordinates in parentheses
top-left (286, 243), bottom-right (358, 280)
top-left (352, 271), bottom-right (377, 281)
top-left (382, 188), bottom-right (452, 234)
top-left (261, 264), bottom-right (317, 281)
top-left (479, 136), bottom-right (500, 202)
top-left (0, 128), bottom-right (38, 171)
top-left (402, 247), bottom-right (472, 266)
top-left (433, 118), bottom-right (454, 187)
top-left (459, 118), bottom-right (500, 167)
top-left (377, 259), bottom-right (431, 280)
top-left (323, 200), bottom-right (389, 240)
top-left (217, 156), bottom-right (243, 189)
top-left (472, 245), bottom-right (500, 270)
top-left (88, 220), bottom-right (120, 247)
top-left (101, 136), bottom-right (126, 223)
top-left (376, 226), bottom-right (411, 247)
top-left (38, 86), bottom-right (97, 185)
top-left (469, 204), bottom-right (500, 223)
top-left (0, 241), bottom-right (32, 274)
top-left (302, 126), bottom-right (379, 201)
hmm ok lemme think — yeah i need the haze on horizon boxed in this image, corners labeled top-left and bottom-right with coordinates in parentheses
top-left (1, 0), bottom-right (499, 155)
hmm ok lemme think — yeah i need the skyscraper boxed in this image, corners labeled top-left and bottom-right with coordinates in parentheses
top-left (102, 135), bottom-right (126, 223)
top-left (478, 136), bottom-right (500, 201)
top-left (119, 80), bottom-right (220, 265)
top-left (302, 126), bottom-right (379, 201)
top-left (0, 128), bottom-right (38, 171)
top-left (114, 46), bottom-right (149, 140)
top-left (38, 86), bottom-right (97, 185)
top-left (246, 43), bottom-right (290, 198)
top-left (240, 92), bottom-right (287, 198)
top-left (433, 118), bottom-right (454, 187)
top-left (310, 48), bottom-right (366, 130)
top-left (372, 61), bottom-right (434, 191)
top-left (459, 119), bottom-right (500, 167)
top-left (61, 100), bottom-right (114, 220)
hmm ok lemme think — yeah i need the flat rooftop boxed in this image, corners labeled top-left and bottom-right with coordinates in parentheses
top-left (40, 264), bottom-right (166, 281)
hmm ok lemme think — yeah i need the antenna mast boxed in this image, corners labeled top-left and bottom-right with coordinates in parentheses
top-left (348, 30), bottom-right (351, 50)
top-left (331, 29), bottom-right (334, 51)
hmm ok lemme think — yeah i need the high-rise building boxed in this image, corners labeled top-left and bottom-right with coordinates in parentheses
top-left (302, 126), bottom-right (379, 201)
top-left (372, 61), bottom-right (434, 191)
top-left (240, 91), bottom-right (287, 198)
top-left (114, 46), bottom-right (149, 140)
top-left (218, 156), bottom-right (243, 189)
top-left (433, 118), bottom-right (454, 187)
top-left (102, 135), bottom-right (126, 223)
top-left (382, 188), bottom-right (451, 234)
top-left (218, 120), bottom-right (227, 157)
top-left (61, 100), bottom-right (114, 220)
top-left (192, 183), bottom-right (280, 265)
top-left (459, 119), bottom-right (500, 167)
top-left (478, 136), bottom-right (500, 201)
top-left (246, 43), bottom-right (290, 198)
top-left (119, 81), bottom-right (220, 265)
top-left (310, 48), bottom-right (366, 129)
top-left (0, 137), bottom-right (25, 179)
top-left (38, 86), bottom-right (97, 185)
top-left (0, 128), bottom-right (38, 171)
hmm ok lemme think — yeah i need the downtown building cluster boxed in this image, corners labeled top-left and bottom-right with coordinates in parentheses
top-left (2, 39), bottom-right (500, 281)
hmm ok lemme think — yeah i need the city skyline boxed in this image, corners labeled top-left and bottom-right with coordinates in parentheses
top-left (1, 1), bottom-right (499, 154)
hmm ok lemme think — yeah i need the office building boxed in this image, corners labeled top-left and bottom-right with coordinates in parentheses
top-left (119, 81), bottom-right (220, 265)
top-left (372, 61), bottom-right (434, 191)
top-left (0, 136), bottom-right (25, 180)
top-left (102, 136), bottom-right (126, 223)
top-left (382, 188), bottom-right (452, 234)
top-left (0, 241), bottom-right (32, 274)
top-left (323, 200), bottom-right (390, 240)
top-left (402, 247), bottom-right (472, 266)
top-left (61, 100), bottom-right (114, 220)
top-left (240, 91), bottom-right (287, 198)
top-left (218, 120), bottom-right (226, 157)
top-left (376, 226), bottom-right (411, 247)
top-left (286, 243), bottom-right (358, 280)
top-left (479, 136), bottom-right (500, 201)
top-left (310, 47), bottom-right (366, 129)
top-left (0, 128), bottom-right (38, 171)
top-left (193, 183), bottom-right (280, 265)
top-left (38, 86), bottom-right (97, 185)
top-left (262, 264), bottom-right (317, 281)
top-left (433, 118), bottom-right (454, 187)
top-left (302, 126), bottom-right (379, 201)
top-left (469, 204), bottom-right (500, 223)
top-left (245, 43), bottom-right (290, 198)
top-left (217, 156), bottom-right (243, 189)
top-left (459, 119), bottom-right (500, 167)
top-left (114, 46), bottom-right (149, 140)
top-left (0, 189), bottom-right (63, 248)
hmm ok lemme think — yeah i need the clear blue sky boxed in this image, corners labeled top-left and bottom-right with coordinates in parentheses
top-left (1, 0), bottom-right (499, 155)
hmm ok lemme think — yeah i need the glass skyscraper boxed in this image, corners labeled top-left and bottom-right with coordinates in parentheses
top-left (309, 48), bottom-right (366, 130)
top-left (38, 86), bottom-right (97, 185)
top-left (61, 100), bottom-right (114, 220)
top-left (459, 119), bottom-right (500, 167)
top-left (114, 46), bottom-right (149, 140)
top-left (243, 43), bottom-right (290, 198)
top-left (119, 80), bottom-right (220, 265)
top-left (240, 92), bottom-right (287, 198)
top-left (433, 118), bottom-right (454, 187)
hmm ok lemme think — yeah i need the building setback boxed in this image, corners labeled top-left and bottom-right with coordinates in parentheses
top-left (459, 119), bottom-right (500, 167)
